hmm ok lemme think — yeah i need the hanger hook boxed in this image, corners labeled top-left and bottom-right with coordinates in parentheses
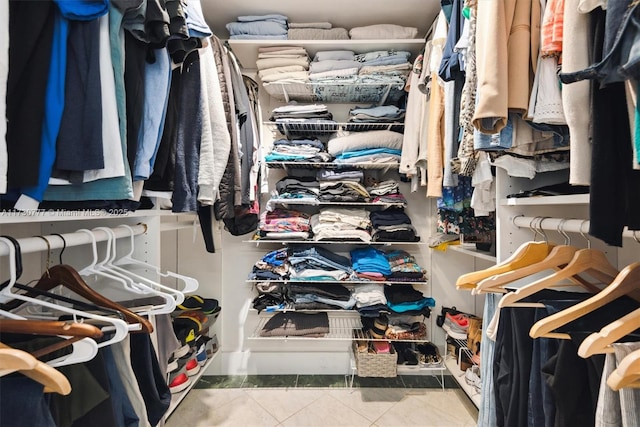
top-left (557, 218), bottom-right (570, 245)
top-left (51, 233), bottom-right (66, 265)
top-left (92, 227), bottom-right (114, 267)
top-left (0, 237), bottom-right (17, 289)
top-left (529, 216), bottom-right (542, 241)
top-left (76, 229), bottom-right (98, 267)
top-left (579, 220), bottom-right (591, 249)
top-left (0, 235), bottom-right (23, 283)
top-left (119, 224), bottom-right (136, 258)
top-left (537, 217), bottom-right (549, 243)
top-left (35, 236), bottom-right (52, 276)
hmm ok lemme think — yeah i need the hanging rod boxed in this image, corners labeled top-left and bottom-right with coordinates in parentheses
top-left (511, 216), bottom-right (640, 239)
top-left (0, 224), bottom-right (147, 257)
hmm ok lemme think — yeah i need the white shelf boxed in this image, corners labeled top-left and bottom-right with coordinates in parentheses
top-left (165, 350), bottom-right (220, 420)
top-left (249, 311), bottom-right (362, 340)
top-left (228, 39), bottom-right (427, 70)
top-left (0, 208), bottom-right (189, 224)
top-left (499, 193), bottom-right (589, 206)
top-left (267, 199), bottom-right (406, 208)
top-left (265, 121), bottom-right (405, 135)
top-left (444, 356), bottom-right (481, 408)
top-left (446, 245), bottom-right (496, 263)
top-left (244, 239), bottom-right (425, 246)
top-left (247, 279), bottom-right (427, 285)
top-left (263, 80), bottom-right (406, 104)
top-left (265, 161), bottom-right (400, 170)
top-left (397, 363), bottom-right (446, 374)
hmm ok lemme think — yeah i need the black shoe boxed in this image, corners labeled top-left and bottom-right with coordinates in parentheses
top-left (436, 306), bottom-right (464, 328)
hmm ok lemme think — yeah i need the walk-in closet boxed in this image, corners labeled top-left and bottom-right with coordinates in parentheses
top-left (1, 0), bottom-right (639, 426)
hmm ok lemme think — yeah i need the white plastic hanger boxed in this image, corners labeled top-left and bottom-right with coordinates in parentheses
top-left (77, 228), bottom-right (176, 315)
top-left (113, 224), bottom-right (198, 294)
top-left (96, 227), bottom-right (182, 308)
top-left (0, 237), bottom-right (119, 366)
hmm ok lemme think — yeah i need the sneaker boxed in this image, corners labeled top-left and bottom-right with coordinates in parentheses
top-left (167, 356), bottom-right (179, 373)
top-left (436, 306), bottom-right (465, 328)
top-left (185, 358), bottom-right (200, 377)
top-left (207, 335), bottom-right (219, 358)
top-left (417, 342), bottom-right (443, 367)
top-left (173, 343), bottom-right (190, 359)
top-left (169, 373), bottom-right (191, 393)
top-left (177, 295), bottom-right (219, 315)
top-left (195, 344), bottom-right (207, 367)
top-left (443, 313), bottom-right (469, 340)
top-left (464, 365), bottom-right (481, 393)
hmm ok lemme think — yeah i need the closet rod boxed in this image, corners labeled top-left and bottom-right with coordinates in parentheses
top-left (0, 224), bottom-right (147, 257)
top-left (511, 216), bottom-right (639, 239)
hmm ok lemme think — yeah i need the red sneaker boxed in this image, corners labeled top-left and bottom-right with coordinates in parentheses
top-left (169, 373), bottom-right (191, 393)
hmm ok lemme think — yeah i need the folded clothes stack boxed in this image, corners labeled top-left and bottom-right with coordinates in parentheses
top-left (348, 105), bottom-right (406, 124)
top-left (288, 245), bottom-right (352, 281)
top-left (249, 248), bottom-right (290, 281)
top-left (288, 23), bottom-right (349, 40)
top-left (316, 169), bottom-right (364, 182)
top-left (350, 247), bottom-right (392, 281)
top-left (384, 285), bottom-right (435, 317)
top-left (257, 209), bottom-right (311, 240)
top-left (269, 103), bottom-right (337, 135)
top-left (370, 209), bottom-right (420, 242)
top-left (311, 208), bottom-right (372, 242)
top-left (319, 180), bottom-right (370, 202)
top-left (256, 46), bottom-right (310, 85)
top-left (367, 180), bottom-right (407, 205)
top-left (309, 50), bottom-right (361, 83)
top-left (355, 50), bottom-right (412, 85)
top-left (252, 282), bottom-right (288, 313)
top-left (265, 137), bottom-right (331, 163)
top-left (327, 130), bottom-right (403, 164)
top-left (288, 282), bottom-right (355, 310)
top-left (353, 283), bottom-right (387, 308)
top-left (265, 176), bottom-right (320, 211)
top-left (227, 14), bottom-right (288, 40)
top-left (384, 250), bottom-right (427, 282)
top-left (259, 312), bottom-right (330, 338)
top-left (349, 24), bottom-right (419, 40)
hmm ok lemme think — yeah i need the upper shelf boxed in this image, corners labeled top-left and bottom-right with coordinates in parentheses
top-left (499, 194), bottom-right (590, 206)
top-left (262, 80), bottom-right (407, 104)
top-left (0, 209), bottom-right (193, 224)
top-left (244, 239), bottom-right (426, 246)
top-left (264, 121), bottom-right (405, 136)
top-left (228, 39), bottom-right (427, 71)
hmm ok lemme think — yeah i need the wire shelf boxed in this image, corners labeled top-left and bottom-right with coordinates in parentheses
top-left (247, 279), bottom-right (428, 285)
top-left (264, 121), bottom-right (405, 136)
top-left (243, 239), bottom-right (426, 246)
top-left (249, 312), bottom-right (362, 340)
top-left (265, 161), bottom-right (400, 170)
top-left (262, 81), bottom-right (406, 104)
top-left (266, 199), bottom-right (407, 208)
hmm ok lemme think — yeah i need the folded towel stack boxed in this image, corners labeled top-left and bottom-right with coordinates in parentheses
top-left (327, 130), bottom-right (404, 165)
top-left (311, 208), bottom-right (372, 242)
top-left (256, 45), bottom-right (310, 83)
top-left (309, 50), bottom-right (360, 82)
top-left (227, 14), bottom-right (288, 40)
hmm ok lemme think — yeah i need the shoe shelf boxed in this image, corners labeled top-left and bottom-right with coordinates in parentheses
top-left (246, 279), bottom-right (428, 286)
top-left (265, 199), bottom-right (407, 209)
top-left (265, 161), bottom-right (400, 170)
top-left (446, 245), bottom-right (496, 263)
top-left (164, 350), bottom-right (220, 421)
top-left (264, 121), bottom-right (405, 136)
top-left (248, 311), bottom-right (362, 340)
top-left (443, 356), bottom-right (481, 408)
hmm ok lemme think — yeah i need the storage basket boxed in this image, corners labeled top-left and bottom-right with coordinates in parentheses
top-left (352, 342), bottom-right (398, 378)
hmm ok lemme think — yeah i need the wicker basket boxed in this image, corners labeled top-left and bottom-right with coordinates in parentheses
top-left (352, 342), bottom-right (398, 378)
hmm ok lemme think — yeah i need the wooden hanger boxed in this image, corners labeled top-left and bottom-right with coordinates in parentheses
top-left (529, 262), bottom-right (640, 340)
top-left (607, 348), bottom-right (640, 390)
top-left (33, 265), bottom-right (153, 334)
top-left (577, 306), bottom-right (640, 357)
top-left (0, 343), bottom-right (71, 394)
top-left (0, 319), bottom-right (103, 338)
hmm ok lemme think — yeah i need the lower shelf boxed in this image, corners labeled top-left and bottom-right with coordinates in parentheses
top-left (165, 350), bottom-right (220, 420)
top-left (444, 356), bottom-right (481, 408)
top-left (250, 313), bottom-right (362, 340)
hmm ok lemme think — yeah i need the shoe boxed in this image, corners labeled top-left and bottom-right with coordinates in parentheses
top-left (195, 343), bottom-right (207, 367)
top-left (167, 356), bottom-right (179, 373)
top-left (417, 342), bottom-right (443, 367)
top-left (467, 316), bottom-right (483, 356)
top-left (169, 373), bottom-right (191, 393)
top-left (370, 315), bottom-right (389, 339)
top-left (177, 295), bottom-right (219, 315)
top-left (207, 335), bottom-right (219, 358)
top-left (464, 365), bottom-right (481, 393)
top-left (185, 358), bottom-right (200, 377)
top-left (436, 306), bottom-right (465, 328)
top-left (443, 313), bottom-right (469, 340)
top-left (173, 343), bottom-right (190, 359)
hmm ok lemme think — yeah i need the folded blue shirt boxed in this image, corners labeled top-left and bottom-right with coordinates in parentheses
top-left (226, 21), bottom-right (287, 36)
top-left (336, 148), bottom-right (402, 160)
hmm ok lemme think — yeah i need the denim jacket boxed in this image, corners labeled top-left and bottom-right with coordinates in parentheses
top-left (561, 0), bottom-right (640, 85)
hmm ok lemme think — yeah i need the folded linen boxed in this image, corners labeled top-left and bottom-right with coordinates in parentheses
top-left (317, 208), bottom-right (371, 229)
top-left (288, 28), bottom-right (349, 40)
top-left (237, 14), bottom-right (288, 24)
top-left (313, 50), bottom-right (355, 62)
top-left (259, 71), bottom-right (309, 83)
top-left (229, 34), bottom-right (288, 40)
top-left (258, 48), bottom-right (308, 57)
top-left (327, 130), bottom-right (403, 156)
top-left (309, 68), bottom-right (359, 82)
top-left (256, 57), bottom-right (310, 70)
top-left (349, 24), bottom-right (419, 40)
top-left (258, 45), bottom-right (305, 53)
top-left (226, 21), bottom-right (287, 37)
top-left (309, 59), bottom-right (362, 74)
top-left (358, 63), bottom-right (412, 75)
top-left (289, 22), bottom-right (332, 29)
top-left (258, 65), bottom-right (307, 79)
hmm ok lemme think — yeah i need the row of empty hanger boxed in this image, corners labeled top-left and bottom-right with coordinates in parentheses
top-left (457, 216), bottom-right (640, 390)
top-left (0, 224), bottom-right (199, 393)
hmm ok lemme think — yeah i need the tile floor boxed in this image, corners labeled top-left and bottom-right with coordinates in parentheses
top-left (166, 375), bottom-right (478, 427)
